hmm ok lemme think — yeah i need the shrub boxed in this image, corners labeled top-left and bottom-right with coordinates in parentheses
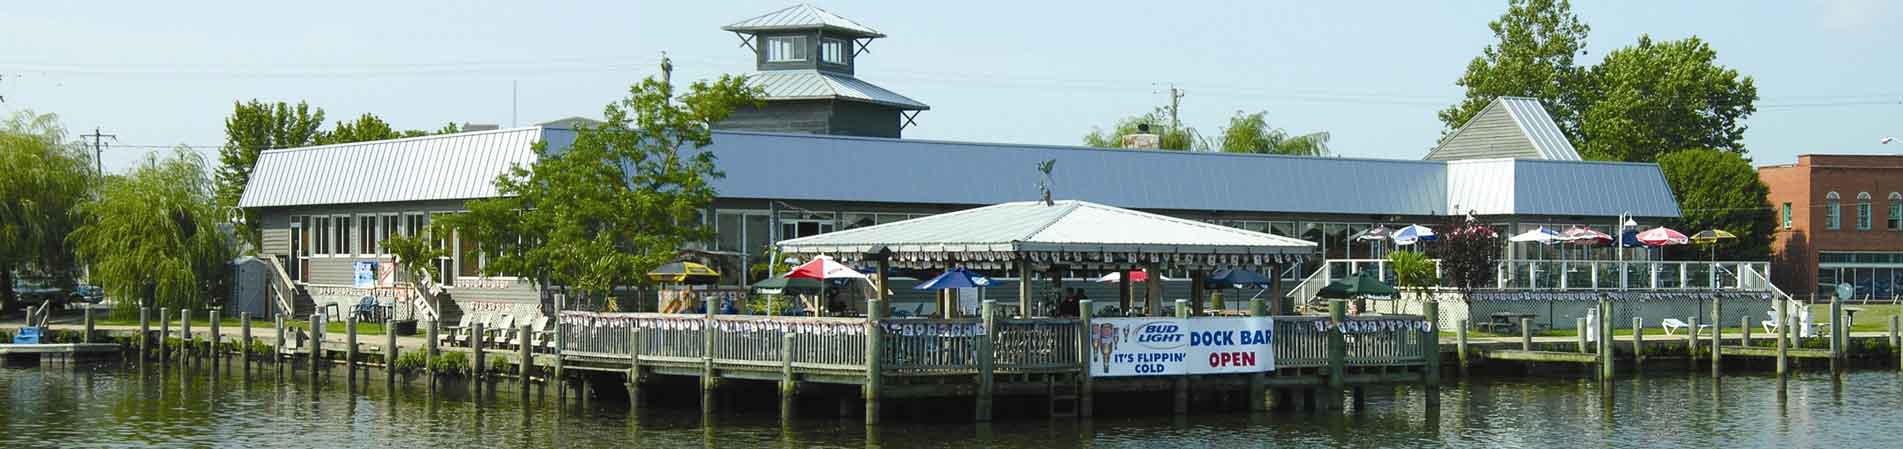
top-left (430, 352), bottom-right (469, 376)
top-left (1860, 338), bottom-right (1890, 355)
top-left (393, 351), bottom-right (429, 373)
top-left (1799, 337), bottom-right (1830, 350)
top-left (490, 354), bottom-right (511, 374)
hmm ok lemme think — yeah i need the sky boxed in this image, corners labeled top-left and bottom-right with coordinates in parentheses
top-left (3, 1), bottom-right (1901, 174)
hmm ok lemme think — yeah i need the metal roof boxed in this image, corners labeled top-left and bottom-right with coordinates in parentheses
top-left (722, 3), bottom-right (885, 38)
top-left (777, 200), bottom-right (1314, 267)
top-left (748, 70), bottom-right (929, 110)
top-left (703, 130), bottom-right (1449, 216)
top-left (237, 127), bottom-right (570, 208)
top-left (1444, 158), bottom-right (1680, 218)
top-left (1425, 96), bottom-right (1582, 161)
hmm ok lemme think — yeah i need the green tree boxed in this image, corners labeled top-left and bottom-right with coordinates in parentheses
top-left (1082, 108), bottom-right (1204, 151)
top-left (1578, 36), bottom-right (1758, 162)
top-left (0, 110), bottom-right (97, 310)
top-left (1438, 0), bottom-right (1590, 140)
top-left (1216, 110), bottom-right (1331, 156)
top-left (72, 148), bottom-right (236, 316)
top-left (215, 100), bottom-right (324, 249)
top-left (1387, 250), bottom-right (1440, 297)
top-left (316, 114), bottom-right (464, 145)
top-left (434, 74), bottom-right (760, 312)
top-left (1655, 148), bottom-right (1772, 260)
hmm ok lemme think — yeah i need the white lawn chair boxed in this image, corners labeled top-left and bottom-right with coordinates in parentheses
top-left (487, 314), bottom-right (516, 347)
top-left (439, 313), bottom-right (472, 347)
top-left (458, 313), bottom-right (492, 347)
top-left (1661, 318), bottom-right (1710, 336)
top-left (529, 316), bottom-right (553, 352)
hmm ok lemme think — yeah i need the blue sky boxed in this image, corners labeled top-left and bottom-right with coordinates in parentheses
top-left (3, 1), bottom-right (1899, 174)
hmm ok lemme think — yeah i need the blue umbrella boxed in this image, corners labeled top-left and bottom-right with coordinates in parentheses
top-left (1204, 268), bottom-right (1272, 288)
top-left (1392, 224), bottom-right (1437, 245)
top-left (913, 268), bottom-right (999, 290)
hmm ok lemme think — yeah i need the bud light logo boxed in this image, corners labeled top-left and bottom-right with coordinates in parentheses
top-left (1132, 321), bottom-right (1185, 349)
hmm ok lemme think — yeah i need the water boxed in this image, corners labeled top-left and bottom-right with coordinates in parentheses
top-left (4, 362), bottom-right (1903, 448)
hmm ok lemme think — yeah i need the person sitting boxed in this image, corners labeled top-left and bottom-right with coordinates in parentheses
top-left (1056, 288), bottom-right (1081, 317)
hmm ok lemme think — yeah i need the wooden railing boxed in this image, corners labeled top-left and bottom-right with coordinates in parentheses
top-left (993, 318), bottom-right (1082, 372)
top-left (259, 255), bottom-right (298, 318)
top-left (558, 312), bottom-right (867, 371)
top-left (1340, 315), bottom-right (1429, 367)
top-left (1274, 317), bottom-right (1332, 368)
top-left (880, 319), bottom-right (982, 375)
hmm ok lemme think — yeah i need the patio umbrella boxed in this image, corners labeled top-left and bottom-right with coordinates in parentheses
top-left (1392, 224), bottom-right (1437, 246)
top-left (785, 256), bottom-right (868, 280)
top-left (1096, 270), bottom-right (1165, 283)
top-left (1691, 229), bottom-right (1737, 261)
top-left (1563, 227), bottom-right (1613, 245)
top-left (1635, 227), bottom-right (1690, 247)
top-left (751, 276), bottom-right (823, 295)
top-left (1353, 226), bottom-right (1393, 258)
top-left (646, 261), bottom-right (722, 284)
top-left (914, 268), bottom-right (999, 290)
top-left (1204, 268), bottom-right (1272, 287)
top-left (1316, 271), bottom-right (1399, 313)
top-left (1507, 226), bottom-right (1563, 243)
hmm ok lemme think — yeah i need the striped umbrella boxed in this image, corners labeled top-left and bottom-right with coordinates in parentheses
top-left (1635, 227), bottom-right (1689, 246)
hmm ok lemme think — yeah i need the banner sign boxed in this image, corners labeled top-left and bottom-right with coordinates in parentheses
top-left (352, 261), bottom-right (377, 289)
top-left (1088, 317), bottom-right (1274, 377)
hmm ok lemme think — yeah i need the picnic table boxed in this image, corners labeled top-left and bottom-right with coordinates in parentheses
top-left (1485, 312), bottom-right (1539, 335)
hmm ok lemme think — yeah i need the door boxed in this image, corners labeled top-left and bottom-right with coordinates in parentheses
top-left (290, 218), bottom-right (309, 282)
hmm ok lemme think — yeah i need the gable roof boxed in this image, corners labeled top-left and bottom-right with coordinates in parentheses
top-left (236, 127), bottom-right (571, 208)
top-left (723, 3), bottom-right (885, 38)
top-left (776, 200), bottom-right (1314, 266)
top-left (748, 70), bottom-right (929, 110)
top-left (1425, 96), bottom-right (1582, 161)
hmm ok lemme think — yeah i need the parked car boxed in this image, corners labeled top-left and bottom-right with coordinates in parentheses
top-left (69, 284), bottom-right (105, 304)
top-left (12, 277), bottom-right (68, 308)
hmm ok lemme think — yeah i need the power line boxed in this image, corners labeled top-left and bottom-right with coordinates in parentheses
top-left (78, 128), bottom-right (117, 174)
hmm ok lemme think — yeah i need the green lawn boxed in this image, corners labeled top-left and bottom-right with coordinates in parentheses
top-left (1810, 303), bottom-right (1899, 333)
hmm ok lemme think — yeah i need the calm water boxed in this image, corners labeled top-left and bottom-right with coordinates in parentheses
top-left (4, 361), bottom-right (1903, 448)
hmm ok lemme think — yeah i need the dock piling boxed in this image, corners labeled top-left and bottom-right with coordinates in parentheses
top-left (1599, 300), bottom-right (1612, 379)
top-left (211, 307), bottom-right (222, 361)
top-left (182, 308), bottom-right (192, 355)
top-left (1830, 298), bottom-right (1845, 376)
top-left (1172, 299), bottom-right (1189, 415)
top-left (310, 313), bottom-right (324, 369)
top-left (1686, 317), bottom-right (1699, 369)
top-left (1078, 299), bottom-right (1096, 417)
top-left (241, 312), bottom-right (252, 364)
top-left (1423, 301), bottom-right (1441, 407)
top-left (82, 306), bottom-right (93, 343)
top-left (1246, 298), bottom-right (1265, 412)
top-left (1520, 318), bottom-right (1532, 351)
top-left (346, 314), bottom-right (358, 370)
top-left (778, 332), bottom-right (793, 419)
top-left (1632, 317), bottom-right (1644, 370)
top-left (1741, 316), bottom-right (1752, 348)
top-left (864, 298), bottom-right (884, 425)
top-left (1711, 298), bottom-right (1722, 376)
top-left (1576, 317), bottom-right (1588, 353)
top-left (518, 324), bottom-right (532, 380)
top-left (1456, 319), bottom-right (1470, 377)
top-left (471, 321), bottom-right (485, 378)
top-left (159, 307), bottom-right (170, 362)
top-left (138, 307), bottom-right (149, 360)
top-left (1326, 300), bottom-right (1346, 411)
top-left (1891, 315), bottom-right (1901, 370)
top-left (1775, 299), bottom-right (1788, 377)
top-left (385, 318), bottom-right (397, 379)
top-left (977, 300), bottom-right (996, 422)
top-left (628, 328), bottom-right (643, 406)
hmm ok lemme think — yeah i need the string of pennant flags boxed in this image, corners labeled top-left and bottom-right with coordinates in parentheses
top-left (1466, 291), bottom-right (1773, 302)
top-left (1313, 319), bottom-right (1436, 334)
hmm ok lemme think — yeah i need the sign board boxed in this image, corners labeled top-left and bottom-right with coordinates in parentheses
top-left (378, 262), bottom-right (397, 288)
top-left (1088, 317), bottom-right (1274, 377)
top-left (352, 261), bottom-right (377, 289)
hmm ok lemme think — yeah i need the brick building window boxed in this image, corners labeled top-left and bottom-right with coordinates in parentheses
top-left (1826, 192), bottom-right (1841, 230)
top-left (1782, 202), bottom-right (1792, 229)
top-left (1891, 192), bottom-right (1902, 230)
top-left (1858, 192), bottom-right (1873, 230)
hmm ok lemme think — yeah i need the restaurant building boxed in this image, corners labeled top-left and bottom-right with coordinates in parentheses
top-left (236, 4), bottom-right (1683, 321)
top-left (1759, 154), bottom-right (1903, 300)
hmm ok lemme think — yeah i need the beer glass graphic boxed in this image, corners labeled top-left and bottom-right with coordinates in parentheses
top-left (1093, 323), bottom-right (1118, 373)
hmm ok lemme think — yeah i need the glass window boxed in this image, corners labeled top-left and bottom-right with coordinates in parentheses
top-left (313, 216), bottom-right (331, 256)
top-left (1826, 192), bottom-right (1841, 230)
top-left (334, 215), bottom-right (352, 257)
top-left (1890, 193), bottom-right (1902, 230)
top-left (1324, 224), bottom-right (1349, 260)
top-left (358, 216), bottom-right (378, 255)
top-left (458, 229), bottom-right (481, 277)
top-left (745, 215), bottom-right (771, 254)
top-left (1269, 221), bottom-right (1295, 237)
top-left (841, 212), bottom-right (876, 230)
top-left (716, 213), bottom-right (744, 251)
top-left (1857, 192), bottom-right (1873, 230)
top-left (1782, 202), bottom-right (1793, 229)
top-left (777, 210), bottom-right (834, 239)
top-left (379, 215), bottom-right (398, 254)
top-left (820, 38), bottom-right (846, 64)
top-left (766, 36), bottom-right (808, 62)
top-left (403, 213), bottom-right (426, 237)
top-left (1347, 223), bottom-right (1372, 258)
top-left (1300, 223), bottom-right (1325, 256)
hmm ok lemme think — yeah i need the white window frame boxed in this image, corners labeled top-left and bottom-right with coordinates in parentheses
top-left (1858, 192), bottom-right (1874, 231)
top-left (820, 38), bottom-right (846, 64)
top-left (766, 36), bottom-right (809, 62)
top-left (1827, 192), bottom-right (1842, 230)
top-left (378, 213), bottom-right (399, 255)
top-left (1890, 193), bottom-right (1903, 231)
top-left (312, 216), bottom-right (332, 257)
top-left (357, 214), bottom-right (379, 257)
top-left (1782, 202), bottom-right (1793, 229)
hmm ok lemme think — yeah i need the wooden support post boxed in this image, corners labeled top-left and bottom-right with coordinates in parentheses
top-left (1741, 316), bottom-right (1752, 348)
top-left (1078, 299), bottom-right (1096, 417)
top-left (1456, 319), bottom-right (1470, 377)
top-left (241, 312), bottom-right (253, 364)
top-left (1423, 301), bottom-right (1441, 407)
top-left (553, 318), bottom-right (565, 382)
top-left (779, 332), bottom-right (794, 419)
top-left (162, 307), bottom-right (174, 361)
top-left (181, 308), bottom-right (192, 352)
top-left (1189, 270), bottom-right (1206, 315)
top-left (1145, 263), bottom-right (1164, 316)
top-left (1247, 298), bottom-right (1267, 411)
top-left (1173, 299), bottom-right (1190, 415)
top-left (1520, 318), bottom-right (1532, 351)
top-left (864, 298), bottom-right (884, 425)
top-left (1775, 298), bottom-right (1789, 377)
top-left (1576, 317), bottom-right (1588, 353)
top-left (426, 319), bottom-right (440, 361)
top-left (1017, 260), bottom-right (1032, 318)
top-left (519, 324), bottom-right (532, 380)
top-left (211, 307), bottom-right (222, 360)
top-left (1599, 299), bottom-right (1613, 379)
top-left (1117, 269), bottom-right (1132, 315)
top-left (1710, 296), bottom-right (1722, 376)
top-left (82, 305), bottom-right (93, 343)
top-left (139, 307), bottom-right (150, 360)
top-left (471, 321), bottom-right (485, 378)
top-left (702, 295), bottom-right (717, 401)
top-left (629, 329), bottom-right (643, 406)
top-left (976, 300), bottom-right (996, 422)
top-left (274, 315), bottom-right (285, 363)
top-left (310, 313), bottom-right (324, 367)
top-left (1892, 316), bottom-right (1901, 371)
top-left (1686, 317), bottom-right (1699, 368)
top-left (1326, 300), bottom-right (1346, 411)
top-left (1632, 317), bottom-right (1644, 370)
top-left (385, 319), bottom-right (397, 377)
top-left (1830, 297), bottom-right (1845, 376)
top-left (346, 314), bottom-right (360, 370)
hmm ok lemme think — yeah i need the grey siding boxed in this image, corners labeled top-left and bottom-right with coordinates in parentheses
top-left (260, 213), bottom-right (290, 256)
top-left (828, 100), bottom-right (901, 138)
top-left (719, 101), bottom-right (832, 135)
top-left (1426, 104), bottom-right (1539, 161)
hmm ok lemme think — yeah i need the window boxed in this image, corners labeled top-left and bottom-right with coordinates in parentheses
top-left (1858, 192), bottom-right (1873, 230)
top-left (358, 215), bottom-right (379, 255)
top-left (313, 216), bottom-right (332, 255)
top-left (765, 36), bottom-right (808, 62)
top-left (379, 215), bottom-right (399, 254)
top-left (1782, 202), bottom-right (1793, 229)
top-left (1890, 193), bottom-right (1902, 231)
top-left (1826, 192), bottom-right (1841, 230)
top-left (403, 213), bottom-right (426, 238)
top-left (820, 38), bottom-right (846, 64)
top-left (334, 215), bottom-right (352, 257)
top-left (777, 210), bottom-right (834, 239)
top-left (458, 227), bottom-right (481, 278)
top-left (429, 213), bottom-right (453, 285)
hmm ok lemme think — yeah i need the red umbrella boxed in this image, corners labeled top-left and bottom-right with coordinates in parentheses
top-left (1634, 227), bottom-right (1689, 246)
top-left (1095, 270), bottom-right (1165, 283)
top-left (1562, 226), bottom-right (1613, 245)
top-left (785, 256), bottom-right (868, 280)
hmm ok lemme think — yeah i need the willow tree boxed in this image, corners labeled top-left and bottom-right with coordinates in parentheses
top-left (72, 149), bottom-right (235, 317)
top-left (0, 110), bottom-right (95, 311)
top-left (434, 74), bottom-right (760, 313)
top-left (1216, 111), bottom-right (1331, 156)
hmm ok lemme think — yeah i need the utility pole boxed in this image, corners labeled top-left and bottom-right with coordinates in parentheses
top-left (80, 128), bottom-right (117, 175)
top-left (660, 51), bottom-right (674, 87)
top-left (1167, 85), bottom-right (1184, 132)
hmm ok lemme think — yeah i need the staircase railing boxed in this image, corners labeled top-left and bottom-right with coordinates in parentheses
top-left (1283, 263), bottom-right (1332, 313)
top-left (259, 255), bottom-right (298, 318)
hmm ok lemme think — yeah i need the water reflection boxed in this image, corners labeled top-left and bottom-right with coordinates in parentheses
top-left (4, 364), bottom-right (1903, 448)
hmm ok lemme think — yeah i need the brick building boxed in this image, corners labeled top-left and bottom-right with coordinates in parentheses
top-left (1759, 154), bottom-right (1903, 299)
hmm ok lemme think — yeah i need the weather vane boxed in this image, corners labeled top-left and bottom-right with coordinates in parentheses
top-left (1036, 159), bottom-right (1056, 205)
